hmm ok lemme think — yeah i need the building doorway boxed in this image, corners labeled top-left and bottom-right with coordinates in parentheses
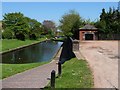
top-left (85, 34), bottom-right (93, 40)
top-left (79, 24), bottom-right (98, 41)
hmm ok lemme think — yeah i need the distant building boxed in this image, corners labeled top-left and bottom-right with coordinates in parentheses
top-left (79, 24), bottom-right (98, 41)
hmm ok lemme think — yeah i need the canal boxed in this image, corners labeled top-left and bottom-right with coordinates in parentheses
top-left (2, 40), bottom-right (62, 64)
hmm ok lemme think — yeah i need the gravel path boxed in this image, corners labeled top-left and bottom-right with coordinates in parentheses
top-left (80, 41), bottom-right (118, 88)
top-left (2, 48), bottom-right (62, 88)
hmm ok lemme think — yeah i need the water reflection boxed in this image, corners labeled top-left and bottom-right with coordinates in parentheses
top-left (2, 41), bottom-right (62, 64)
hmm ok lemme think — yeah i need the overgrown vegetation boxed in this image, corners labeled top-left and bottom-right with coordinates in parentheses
top-left (59, 10), bottom-right (84, 38)
top-left (46, 58), bottom-right (93, 88)
top-left (95, 8), bottom-right (120, 40)
top-left (2, 12), bottom-right (56, 40)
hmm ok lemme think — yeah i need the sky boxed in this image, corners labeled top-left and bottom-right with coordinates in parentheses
top-left (2, 2), bottom-right (118, 25)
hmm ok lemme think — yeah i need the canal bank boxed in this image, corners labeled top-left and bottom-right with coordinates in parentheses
top-left (1, 38), bottom-right (47, 55)
top-left (2, 40), bottom-right (62, 64)
top-left (1, 40), bottom-right (62, 79)
top-left (2, 46), bottom-right (62, 88)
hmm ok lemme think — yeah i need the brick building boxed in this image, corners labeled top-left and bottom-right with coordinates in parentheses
top-left (79, 24), bottom-right (98, 41)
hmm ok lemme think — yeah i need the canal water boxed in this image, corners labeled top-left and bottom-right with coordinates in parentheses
top-left (2, 40), bottom-right (62, 64)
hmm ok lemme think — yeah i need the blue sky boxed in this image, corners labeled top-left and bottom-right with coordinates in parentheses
top-left (2, 2), bottom-right (118, 25)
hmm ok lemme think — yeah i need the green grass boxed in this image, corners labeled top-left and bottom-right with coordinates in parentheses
top-left (0, 38), bottom-right (51, 79)
top-left (0, 64), bottom-right (2, 80)
top-left (0, 38), bottom-right (46, 52)
top-left (46, 58), bottom-right (94, 88)
top-left (1, 61), bottom-right (48, 79)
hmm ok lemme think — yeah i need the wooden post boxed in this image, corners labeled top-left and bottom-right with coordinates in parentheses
top-left (51, 70), bottom-right (55, 88)
top-left (58, 61), bottom-right (61, 76)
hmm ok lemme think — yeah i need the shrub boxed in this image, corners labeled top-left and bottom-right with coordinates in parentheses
top-left (29, 33), bottom-right (39, 40)
top-left (2, 29), bottom-right (13, 39)
top-left (15, 33), bottom-right (25, 41)
top-left (29, 34), bottom-right (36, 40)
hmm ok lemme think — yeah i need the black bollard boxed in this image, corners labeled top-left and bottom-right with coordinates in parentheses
top-left (51, 70), bottom-right (55, 88)
top-left (58, 61), bottom-right (61, 76)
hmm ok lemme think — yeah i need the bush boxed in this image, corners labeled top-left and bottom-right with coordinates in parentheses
top-left (2, 29), bottom-right (13, 39)
top-left (15, 33), bottom-right (25, 41)
top-left (29, 34), bottom-right (36, 40)
top-left (29, 33), bottom-right (39, 40)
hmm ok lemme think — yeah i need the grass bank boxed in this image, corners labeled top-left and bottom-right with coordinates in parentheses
top-left (46, 58), bottom-right (93, 88)
top-left (0, 38), bottom-right (46, 52)
top-left (1, 61), bottom-right (48, 79)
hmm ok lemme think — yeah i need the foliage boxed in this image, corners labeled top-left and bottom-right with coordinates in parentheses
top-left (2, 12), bottom-right (45, 40)
top-left (29, 33), bottom-right (37, 40)
top-left (2, 28), bottom-right (13, 39)
top-left (0, 21), bottom-right (2, 30)
top-left (2, 12), bottom-right (29, 40)
top-left (42, 20), bottom-right (57, 37)
top-left (48, 29), bottom-right (55, 38)
top-left (84, 19), bottom-right (96, 25)
top-left (95, 8), bottom-right (120, 39)
top-left (16, 32), bottom-right (25, 41)
top-left (25, 17), bottom-right (43, 39)
top-left (59, 10), bottom-right (83, 37)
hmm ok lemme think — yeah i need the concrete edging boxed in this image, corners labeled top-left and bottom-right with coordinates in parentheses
top-left (1, 39), bottom-right (48, 55)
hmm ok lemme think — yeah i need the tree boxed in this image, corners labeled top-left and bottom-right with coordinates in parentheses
top-left (2, 12), bottom-right (29, 40)
top-left (84, 19), bottom-right (95, 25)
top-left (59, 10), bottom-right (83, 37)
top-left (2, 12), bottom-right (43, 40)
top-left (0, 21), bottom-right (2, 39)
top-left (26, 18), bottom-right (43, 39)
top-left (42, 20), bottom-right (56, 37)
top-left (0, 21), bottom-right (2, 31)
top-left (2, 28), bottom-right (13, 39)
top-left (95, 7), bottom-right (120, 39)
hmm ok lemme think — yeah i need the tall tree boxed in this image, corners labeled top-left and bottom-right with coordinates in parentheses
top-left (2, 12), bottom-right (29, 40)
top-left (95, 7), bottom-right (120, 39)
top-left (2, 12), bottom-right (43, 40)
top-left (25, 17), bottom-right (42, 39)
top-left (59, 10), bottom-right (83, 37)
top-left (42, 20), bottom-right (56, 37)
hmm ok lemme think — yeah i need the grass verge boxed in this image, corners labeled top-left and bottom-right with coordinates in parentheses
top-left (0, 38), bottom-right (46, 52)
top-left (1, 61), bottom-right (48, 79)
top-left (46, 58), bottom-right (93, 88)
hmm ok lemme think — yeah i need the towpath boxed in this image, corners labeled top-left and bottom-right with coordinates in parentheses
top-left (2, 48), bottom-right (62, 88)
top-left (79, 41), bottom-right (118, 88)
